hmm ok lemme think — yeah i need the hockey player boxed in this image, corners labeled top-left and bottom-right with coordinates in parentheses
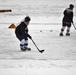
top-left (15, 16), bottom-right (32, 51)
top-left (59, 4), bottom-right (74, 36)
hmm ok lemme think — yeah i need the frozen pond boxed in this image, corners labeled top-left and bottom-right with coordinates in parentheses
top-left (0, 0), bottom-right (76, 75)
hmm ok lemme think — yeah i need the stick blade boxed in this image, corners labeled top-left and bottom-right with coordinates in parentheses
top-left (40, 50), bottom-right (44, 53)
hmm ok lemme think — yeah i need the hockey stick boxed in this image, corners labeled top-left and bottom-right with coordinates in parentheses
top-left (72, 23), bottom-right (76, 30)
top-left (31, 39), bottom-right (44, 53)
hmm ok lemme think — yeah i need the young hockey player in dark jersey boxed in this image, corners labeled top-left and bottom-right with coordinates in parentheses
top-left (15, 16), bottom-right (32, 51)
top-left (60, 4), bottom-right (74, 36)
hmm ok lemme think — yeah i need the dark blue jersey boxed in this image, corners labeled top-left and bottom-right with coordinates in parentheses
top-left (63, 8), bottom-right (73, 23)
top-left (15, 22), bottom-right (30, 41)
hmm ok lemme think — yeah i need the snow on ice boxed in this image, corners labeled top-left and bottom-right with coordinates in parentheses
top-left (0, 0), bottom-right (76, 75)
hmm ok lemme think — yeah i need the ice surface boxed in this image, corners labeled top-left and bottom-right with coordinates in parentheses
top-left (0, 0), bottom-right (76, 75)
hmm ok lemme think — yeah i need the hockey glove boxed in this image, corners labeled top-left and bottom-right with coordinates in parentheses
top-left (28, 34), bottom-right (32, 39)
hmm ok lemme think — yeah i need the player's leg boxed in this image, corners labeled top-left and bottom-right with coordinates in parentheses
top-left (59, 22), bottom-right (66, 36)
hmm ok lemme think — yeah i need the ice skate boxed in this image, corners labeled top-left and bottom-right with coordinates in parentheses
top-left (21, 48), bottom-right (26, 51)
top-left (20, 44), bottom-right (26, 51)
top-left (59, 33), bottom-right (63, 36)
top-left (66, 33), bottom-right (70, 36)
top-left (25, 47), bottom-right (31, 51)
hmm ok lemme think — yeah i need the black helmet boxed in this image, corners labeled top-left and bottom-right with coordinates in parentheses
top-left (69, 4), bottom-right (74, 8)
top-left (24, 16), bottom-right (31, 22)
